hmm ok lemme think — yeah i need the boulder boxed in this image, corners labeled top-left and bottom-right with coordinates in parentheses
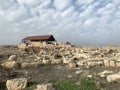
top-left (1, 61), bottom-right (20, 69)
top-left (6, 78), bottom-right (27, 90)
top-left (107, 73), bottom-right (120, 82)
top-left (34, 83), bottom-right (55, 90)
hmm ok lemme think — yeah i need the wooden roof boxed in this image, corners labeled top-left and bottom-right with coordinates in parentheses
top-left (22, 35), bottom-right (55, 41)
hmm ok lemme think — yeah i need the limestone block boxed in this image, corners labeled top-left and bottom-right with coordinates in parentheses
top-left (109, 60), bottom-right (116, 67)
top-left (103, 60), bottom-right (110, 66)
top-left (116, 62), bottom-right (120, 67)
top-left (1, 61), bottom-right (20, 69)
top-left (107, 73), bottom-right (120, 82)
top-left (6, 78), bottom-right (27, 90)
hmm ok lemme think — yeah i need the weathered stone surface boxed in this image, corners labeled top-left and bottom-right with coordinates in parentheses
top-left (76, 60), bottom-right (86, 66)
top-left (6, 78), bottom-right (27, 90)
top-left (8, 55), bottom-right (17, 61)
top-left (18, 43), bottom-right (26, 49)
top-left (87, 74), bottom-right (93, 78)
top-left (42, 59), bottom-right (51, 64)
top-left (87, 60), bottom-right (103, 67)
top-left (107, 73), bottom-right (120, 82)
top-left (1, 61), bottom-right (20, 69)
top-left (63, 58), bottom-right (72, 64)
top-left (75, 70), bottom-right (82, 74)
top-left (34, 83), bottom-right (55, 90)
top-left (115, 53), bottom-right (120, 61)
top-left (103, 60), bottom-right (110, 66)
top-left (68, 62), bottom-right (77, 68)
top-left (17, 42), bottom-right (120, 68)
top-left (116, 62), bottom-right (120, 67)
top-left (109, 60), bottom-right (116, 67)
top-left (98, 70), bottom-right (113, 77)
top-left (21, 62), bottom-right (42, 68)
top-left (51, 59), bottom-right (63, 64)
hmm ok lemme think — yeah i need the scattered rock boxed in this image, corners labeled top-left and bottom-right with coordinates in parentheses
top-left (34, 83), bottom-right (55, 90)
top-left (8, 55), bottom-right (17, 61)
top-left (98, 70), bottom-right (113, 77)
top-left (51, 59), bottom-right (63, 64)
top-left (1, 61), bottom-right (20, 69)
top-left (6, 78), bottom-right (27, 90)
top-left (115, 53), bottom-right (120, 61)
top-left (68, 62), bottom-right (77, 68)
top-left (87, 74), bottom-right (93, 78)
top-left (76, 60), bottom-right (86, 66)
top-left (43, 59), bottom-right (51, 64)
top-left (87, 60), bottom-right (103, 67)
top-left (107, 73), bottom-right (120, 82)
top-left (75, 70), bottom-right (82, 75)
top-left (63, 58), bottom-right (72, 64)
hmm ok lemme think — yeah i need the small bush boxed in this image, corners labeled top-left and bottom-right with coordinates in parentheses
top-left (55, 78), bottom-right (100, 90)
top-left (56, 79), bottom-right (79, 90)
top-left (80, 78), bottom-right (100, 90)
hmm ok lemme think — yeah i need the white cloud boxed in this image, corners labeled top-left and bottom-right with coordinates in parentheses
top-left (0, 0), bottom-right (120, 45)
top-left (84, 17), bottom-right (99, 27)
top-left (0, 0), bottom-right (14, 10)
top-left (76, 0), bottom-right (94, 5)
top-left (16, 0), bottom-right (41, 8)
top-left (54, 0), bottom-right (72, 11)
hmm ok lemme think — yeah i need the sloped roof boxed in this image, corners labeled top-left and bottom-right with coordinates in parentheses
top-left (22, 35), bottom-right (55, 41)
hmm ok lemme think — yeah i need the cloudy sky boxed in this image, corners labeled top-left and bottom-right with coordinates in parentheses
top-left (0, 0), bottom-right (120, 45)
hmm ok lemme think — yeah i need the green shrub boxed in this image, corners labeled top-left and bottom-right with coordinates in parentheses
top-left (80, 78), bottom-right (100, 90)
top-left (55, 78), bottom-right (100, 90)
top-left (56, 79), bottom-right (79, 90)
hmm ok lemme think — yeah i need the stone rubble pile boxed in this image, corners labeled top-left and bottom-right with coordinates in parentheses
top-left (17, 42), bottom-right (120, 68)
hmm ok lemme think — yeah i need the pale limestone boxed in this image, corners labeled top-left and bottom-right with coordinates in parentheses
top-left (98, 70), bottom-right (113, 77)
top-left (109, 60), bottom-right (116, 67)
top-left (68, 62), bottom-right (77, 68)
top-left (103, 60), bottom-right (110, 66)
top-left (1, 61), bottom-right (19, 69)
top-left (116, 62), bottom-right (120, 67)
top-left (6, 78), bottom-right (27, 90)
top-left (34, 83), bottom-right (55, 90)
top-left (8, 55), bottom-right (17, 61)
top-left (107, 73), bottom-right (120, 82)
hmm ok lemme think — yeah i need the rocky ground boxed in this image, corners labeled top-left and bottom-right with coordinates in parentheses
top-left (0, 42), bottom-right (120, 90)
